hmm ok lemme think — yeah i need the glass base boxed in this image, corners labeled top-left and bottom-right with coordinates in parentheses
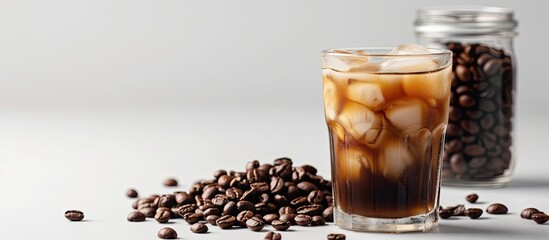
top-left (334, 207), bottom-right (439, 233)
top-left (442, 174), bottom-right (512, 188)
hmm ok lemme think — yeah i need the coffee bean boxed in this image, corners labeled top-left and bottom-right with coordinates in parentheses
top-left (237, 200), bottom-right (256, 212)
top-left (486, 203), bottom-right (508, 214)
top-left (216, 215), bottom-right (236, 229)
top-left (297, 204), bottom-right (324, 216)
top-left (455, 65), bottom-right (470, 81)
top-left (183, 213), bottom-right (201, 224)
top-left (297, 181), bottom-right (318, 192)
top-left (126, 189), bottom-right (138, 198)
top-left (139, 207), bottom-right (156, 218)
top-left (223, 201), bottom-right (238, 216)
top-left (322, 206), bottom-right (334, 222)
top-left (206, 215), bottom-right (219, 225)
top-left (246, 160), bottom-right (260, 170)
top-left (270, 219), bottom-right (290, 231)
top-left (294, 214), bottom-right (312, 226)
top-left (264, 231), bottom-right (282, 240)
top-left (262, 213), bottom-right (278, 224)
top-left (465, 208), bottom-right (483, 219)
top-left (460, 120), bottom-right (480, 134)
top-left (274, 194), bottom-right (289, 206)
top-left (453, 205), bottom-right (466, 216)
top-left (327, 233), bottom-right (346, 240)
top-left (450, 154), bottom-right (467, 174)
top-left (270, 177), bottom-right (285, 194)
top-left (240, 188), bottom-right (258, 202)
top-left (201, 185), bottom-right (219, 200)
top-left (175, 191), bottom-right (193, 205)
top-left (127, 211), bottom-right (146, 222)
top-left (466, 193), bottom-right (479, 203)
top-left (164, 178), bottom-right (178, 187)
top-left (251, 182), bottom-right (270, 192)
top-left (279, 214), bottom-right (297, 225)
top-left (158, 194), bottom-right (176, 208)
top-left (218, 175), bottom-right (234, 189)
top-left (483, 58), bottom-right (502, 76)
top-left (65, 210), bottom-right (84, 221)
top-left (213, 169), bottom-right (227, 179)
top-left (311, 216), bottom-right (326, 226)
top-left (236, 210), bottom-right (255, 227)
top-left (226, 187), bottom-right (243, 200)
top-left (211, 194), bottom-right (229, 207)
top-left (157, 227), bottom-right (177, 239)
top-left (532, 213), bottom-right (549, 224)
top-left (290, 196), bottom-right (309, 208)
top-left (246, 216), bottom-right (265, 231)
top-left (190, 222), bottom-right (209, 233)
top-left (307, 190), bottom-right (324, 204)
top-left (459, 95), bottom-right (476, 107)
top-left (203, 207), bottom-right (220, 218)
top-left (155, 209), bottom-right (171, 223)
top-left (176, 204), bottom-right (198, 217)
top-left (464, 145), bottom-right (486, 157)
top-left (279, 206), bottom-right (296, 215)
top-left (439, 208), bottom-right (453, 219)
top-left (521, 208), bottom-right (540, 219)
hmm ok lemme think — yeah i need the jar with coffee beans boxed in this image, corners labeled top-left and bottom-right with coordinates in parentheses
top-left (415, 6), bottom-right (518, 187)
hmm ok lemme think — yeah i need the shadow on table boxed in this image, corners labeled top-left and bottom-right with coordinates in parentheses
top-left (435, 224), bottom-right (518, 235)
top-left (504, 178), bottom-right (549, 189)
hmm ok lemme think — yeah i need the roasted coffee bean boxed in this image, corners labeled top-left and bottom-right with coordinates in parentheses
top-left (127, 211), bottom-right (146, 222)
top-left (521, 208), bottom-right (540, 219)
top-left (307, 190), bottom-right (324, 204)
top-left (327, 233), bottom-right (346, 240)
top-left (459, 95), bottom-right (476, 107)
top-left (255, 202), bottom-right (272, 215)
top-left (218, 175), bottom-right (234, 189)
top-left (290, 196), bottom-right (309, 208)
top-left (206, 214), bottom-right (219, 225)
top-left (264, 231), bottom-right (282, 240)
top-left (223, 201), bottom-right (238, 216)
top-left (226, 187), bottom-right (243, 200)
top-left (274, 194), bottom-right (289, 206)
top-left (190, 222), bottom-right (209, 233)
top-left (270, 177), bottom-right (285, 194)
top-left (322, 206), bottom-right (334, 222)
top-left (486, 203), bottom-right (508, 214)
top-left (297, 181), bottom-right (318, 192)
top-left (126, 189), bottom-right (138, 198)
top-left (311, 216), bottom-right (326, 226)
top-left (247, 169), bottom-right (268, 183)
top-left (65, 210), bottom-right (84, 221)
top-left (301, 164), bottom-right (318, 175)
top-left (164, 178), bottom-right (178, 187)
top-left (246, 216), bottom-right (265, 231)
top-left (201, 185), bottom-right (219, 200)
top-left (464, 145), bottom-right (486, 157)
top-left (176, 204), bottom-right (198, 217)
top-left (439, 208), bottom-right (453, 219)
top-left (216, 215), bottom-right (236, 229)
top-left (155, 209), bottom-right (171, 223)
top-left (465, 208), bottom-right (483, 219)
top-left (139, 207), bottom-right (156, 218)
top-left (287, 185), bottom-right (302, 201)
top-left (213, 169), bottom-right (227, 179)
top-left (158, 194), bottom-right (176, 208)
top-left (273, 163), bottom-right (293, 180)
top-left (236, 210), bottom-right (255, 227)
top-left (532, 213), bottom-right (549, 224)
top-left (246, 160), bottom-right (260, 170)
top-left (258, 163), bottom-right (273, 173)
top-left (211, 194), bottom-right (229, 207)
top-left (240, 188), bottom-right (258, 201)
top-left (294, 214), bottom-right (312, 226)
top-left (453, 205), bottom-right (466, 216)
top-left (450, 154), bottom-right (467, 174)
top-left (198, 202), bottom-right (216, 211)
top-left (271, 220), bottom-right (291, 231)
top-left (466, 193), bottom-right (479, 203)
top-left (183, 213), bottom-right (201, 224)
top-left (279, 214), bottom-right (297, 225)
top-left (259, 193), bottom-right (270, 203)
top-left (297, 204), bottom-right (324, 216)
top-left (157, 227), bottom-right (177, 239)
top-left (251, 182), bottom-right (270, 192)
top-left (279, 206), bottom-right (296, 215)
top-left (263, 214), bottom-right (279, 224)
top-left (203, 207), bottom-right (220, 217)
top-left (175, 191), bottom-right (193, 205)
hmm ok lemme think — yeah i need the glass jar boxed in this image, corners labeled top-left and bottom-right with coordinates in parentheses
top-left (415, 6), bottom-right (518, 187)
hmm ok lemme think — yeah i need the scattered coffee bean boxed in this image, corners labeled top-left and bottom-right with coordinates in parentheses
top-left (264, 231), bottom-right (282, 240)
top-left (206, 215), bottom-right (219, 225)
top-left (271, 220), bottom-right (291, 231)
top-left (465, 208), bottom-right (483, 219)
top-left (155, 209), bottom-right (171, 223)
top-left (190, 222), bottom-right (209, 233)
top-left (295, 214), bottom-right (312, 226)
top-left (216, 215), bottom-right (236, 229)
top-left (453, 205), bottom-right (466, 216)
top-left (183, 213), bottom-right (201, 224)
top-left (64, 210), bottom-right (84, 221)
top-left (126, 189), bottom-right (138, 198)
top-left (486, 203), bottom-right (508, 214)
top-left (311, 215), bottom-right (326, 226)
top-left (327, 233), bottom-right (346, 240)
top-left (439, 208), bottom-right (453, 219)
top-left (532, 213), bottom-right (549, 224)
top-left (263, 213), bottom-right (279, 224)
top-left (279, 214), bottom-right (297, 225)
top-left (157, 227), bottom-right (177, 239)
top-left (246, 216), bottom-right (265, 231)
top-left (521, 208), bottom-right (540, 219)
top-left (139, 207), bottom-right (156, 218)
top-left (127, 211), bottom-right (146, 222)
top-left (466, 193), bottom-right (479, 203)
top-left (164, 178), bottom-right (178, 187)
top-left (237, 210), bottom-right (255, 227)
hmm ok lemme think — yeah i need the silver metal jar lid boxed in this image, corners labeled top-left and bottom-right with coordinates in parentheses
top-left (415, 6), bottom-right (518, 37)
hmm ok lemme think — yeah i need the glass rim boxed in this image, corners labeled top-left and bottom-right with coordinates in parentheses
top-left (321, 47), bottom-right (452, 58)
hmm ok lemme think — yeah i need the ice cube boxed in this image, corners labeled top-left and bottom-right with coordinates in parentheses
top-left (384, 97), bottom-right (431, 132)
top-left (401, 128), bottom-right (432, 162)
top-left (401, 66), bottom-right (452, 102)
top-left (336, 102), bottom-right (383, 143)
top-left (379, 136), bottom-right (415, 182)
top-left (337, 146), bottom-right (374, 180)
top-left (323, 54), bottom-right (368, 72)
top-left (346, 82), bottom-right (386, 111)
top-left (381, 44), bottom-right (439, 73)
top-left (328, 121), bottom-right (346, 141)
top-left (389, 43), bottom-right (431, 55)
top-left (323, 76), bottom-right (341, 121)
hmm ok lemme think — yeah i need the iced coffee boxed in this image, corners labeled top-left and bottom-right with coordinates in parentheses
top-left (321, 44), bottom-right (452, 232)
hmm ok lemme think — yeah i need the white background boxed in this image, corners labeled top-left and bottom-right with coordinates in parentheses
top-left (1, 0), bottom-right (549, 239)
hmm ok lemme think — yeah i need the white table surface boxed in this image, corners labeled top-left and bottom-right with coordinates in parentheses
top-left (1, 106), bottom-right (548, 239)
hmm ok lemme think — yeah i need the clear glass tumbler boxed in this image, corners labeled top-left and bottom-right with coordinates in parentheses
top-left (321, 46), bottom-right (452, 232)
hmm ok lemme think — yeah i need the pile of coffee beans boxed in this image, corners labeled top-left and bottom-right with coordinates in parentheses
top-left (127, 157), bottom-right (333, 238)
top-left (443, 42), bottom-right (515, 180)
top-left (521, 208), bottom-right (549, 224)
